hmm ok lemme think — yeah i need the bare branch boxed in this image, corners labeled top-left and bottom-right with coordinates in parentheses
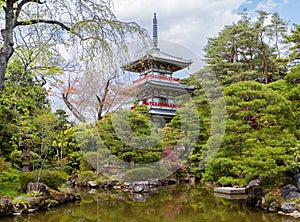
top-left (15, 19), bottom-right (71, 31)
top-left (62, 92), bottom-right (86, 122)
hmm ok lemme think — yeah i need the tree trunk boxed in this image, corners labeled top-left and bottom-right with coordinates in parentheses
top-left (263, 55), bottom-right (269, 84)
top-left (97, 77), bottom-right (113, 121)
top-left (0, 0), bottom-right (15, 93)
top-left (275, 32), bottom-right (281, 80)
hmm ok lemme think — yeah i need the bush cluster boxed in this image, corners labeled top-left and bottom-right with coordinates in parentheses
top-left (19, 170), bottom-right (68, 191)
top-left (124, 167), bottom-right (159, 182)
top-left (0, 168), bottom-right (20, 198)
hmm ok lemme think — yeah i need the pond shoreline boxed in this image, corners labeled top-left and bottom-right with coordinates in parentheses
top-left (2, 177), bottom-right (300, 220)
top-left (0, 182), bottom-right (81, 217)
top-left (2, 183), bottom-right (294, 222)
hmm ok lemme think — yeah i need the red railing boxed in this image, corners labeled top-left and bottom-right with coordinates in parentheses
top-left (131, 102), bottom-right (183, 110)
top-left (133, 74), bottom-right (180, 84)
top-left (149, 102), bottom-right (182, 108)
top-left (143, 101), bottom-right (183, 108)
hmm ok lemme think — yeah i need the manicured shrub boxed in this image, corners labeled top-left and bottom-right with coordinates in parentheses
top-left (124, 167), bottom-right (159, 182)
top-left (19, 170), bottom-right (67, 191)
top-left (134, 151), bottom-right (161, 164)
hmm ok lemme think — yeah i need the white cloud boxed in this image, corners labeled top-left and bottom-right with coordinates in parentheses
top-left (113, 0), bottom-right (247, 65)
top-left (255, 0), bottom-right (279, 11)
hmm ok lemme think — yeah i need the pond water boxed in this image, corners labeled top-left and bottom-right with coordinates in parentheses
top-left (1, 184), bottom-right (296, 222)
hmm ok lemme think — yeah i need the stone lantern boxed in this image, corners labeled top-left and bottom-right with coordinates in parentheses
top-left (19, 133), bottom-right (32, 172)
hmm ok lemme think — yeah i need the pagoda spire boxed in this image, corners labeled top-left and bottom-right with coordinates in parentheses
top-left (153, 13), bottom-right (158, 48)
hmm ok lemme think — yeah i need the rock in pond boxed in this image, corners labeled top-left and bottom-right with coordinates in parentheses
top-left (132, 181), bottom-right (150, 193)
top-left (281, 202), bottom-right (297, 213)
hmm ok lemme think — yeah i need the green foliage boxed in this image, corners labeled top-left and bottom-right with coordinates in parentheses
top-left (73, 123), bottom-right (102, 152)
top-left (0, 168), bottom-right (20, 198)
top-left (9, 150), bottom-right (42, 170)
top-left (140, 151), bottom-right (161, 163)
top-left (80, 152), bottom-right (100, 171)
top-left (163, 103), bottom-right (200, 149)
top-left (19, 170), bottom-right (67, 192)
top-left (124, 167), bottom-right (160, 182)
top-left (61, 151), bottom-right (83, 174)
top-left (204, 11), bottom-right (288, 85)
top-left (97, 106), bottom-right (162, 164)
top-left (201, 80), bottom-right (297, 186)
top-left (285, 25), bottom-right (300, 63)
top-left (0, 156), bottom-right (9, 171)
top-left (0, 59), bottom-right (49, 160)
top-left (78, 171), bottom-right (97, 184)
top-left (284, 65), bottom-right (300, 140)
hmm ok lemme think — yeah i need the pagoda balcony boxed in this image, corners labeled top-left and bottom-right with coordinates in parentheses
top-left (133, 74), bottom-right (180, 84)
top-left (131, 101), bottom-right (183, 110)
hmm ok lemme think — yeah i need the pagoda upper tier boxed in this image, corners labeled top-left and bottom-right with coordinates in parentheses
top-left (123, 48), bottom-right (192, 74)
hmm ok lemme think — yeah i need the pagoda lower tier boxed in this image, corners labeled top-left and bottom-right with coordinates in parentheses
top-left (130, 75), bottom-right (194, 127)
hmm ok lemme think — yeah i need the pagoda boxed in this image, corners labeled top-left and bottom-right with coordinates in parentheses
top-left (123, 13), bottom-right (194, 127)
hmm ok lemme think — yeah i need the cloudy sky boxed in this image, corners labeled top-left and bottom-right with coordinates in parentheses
top-left (113, 0), bottom-right (300, 72)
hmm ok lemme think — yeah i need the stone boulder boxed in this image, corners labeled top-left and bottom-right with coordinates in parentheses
top-left (246, 179), bottom-right (264, 207)
top-left (281, 184), bottom-right (300, 200)
top-left (294, 173), bottom-right (300, 190)
top-left (27, 182), bottom-right (48, 197)
top-left (107, 180), bottom-right (115, 188)
top-left (148, 178), bottom-right (160, 187)
top-left (87, 181), bottom-right (97, 188)
top-left (131, 181), bottom-right (150, 193)
top-left (0, 196), bottom-right (14, 216)
top-left (268, 201), bottom-right (278, 212)
top-left (0, 183), bottom-right (81, 217)
top-left (281, 202), bottom-right (297, 213)
top-left (247, 179), bottom-right (260, 188)
top-left (247, 186), bottom-right (264, 206)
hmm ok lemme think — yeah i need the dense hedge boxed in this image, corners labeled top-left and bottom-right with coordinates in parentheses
top-left (124, 167), bottom-right (159, 182)
top-left (19, 170), bottom-right (68, 191)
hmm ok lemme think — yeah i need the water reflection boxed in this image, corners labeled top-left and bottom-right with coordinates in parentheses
top-left (1, 184), bottom-right (297, 222)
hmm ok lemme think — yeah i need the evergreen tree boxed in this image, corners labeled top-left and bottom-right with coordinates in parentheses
top-left (203, 11), bottom-right (288, 85)
top-left (97, 106), bottom-right (162, 164)
top-left (285, 25), bottom-right (300, 65)
top-left (202, 81), bottom-right (297, 186)
top-left (0, 60), bottom-right (78, 170)
top-left (268, 12), bottom-right (289, 80)
top-left (0, 59), bottom-right (49, 159)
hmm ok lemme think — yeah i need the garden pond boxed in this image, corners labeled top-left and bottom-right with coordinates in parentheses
top-left (1, 184), bottom-right (296, 222)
